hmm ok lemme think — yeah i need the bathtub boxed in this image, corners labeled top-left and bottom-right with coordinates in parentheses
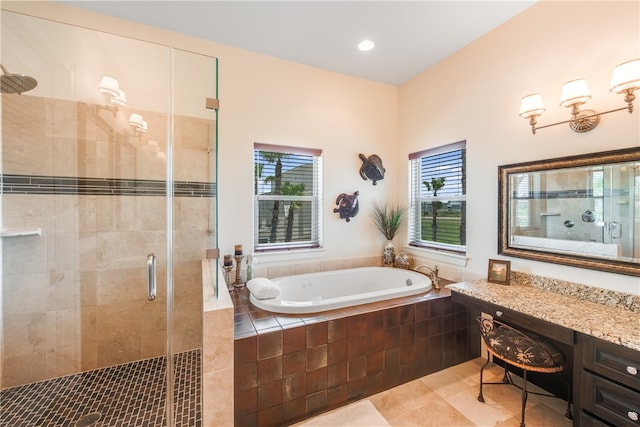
top-left (249, 266), bottom-right (433, 314)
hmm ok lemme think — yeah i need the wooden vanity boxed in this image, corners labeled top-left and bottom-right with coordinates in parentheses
top-left (448, 281), bottom-right (640, 427)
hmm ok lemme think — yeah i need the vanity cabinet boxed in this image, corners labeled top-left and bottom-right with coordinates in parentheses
top-left (576, 333), bottom-right (640, 426)
top-left (451, 289), bottom-right (640, 427)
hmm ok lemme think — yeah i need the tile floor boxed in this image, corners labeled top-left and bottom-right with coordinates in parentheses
top-left (0, 350), bottom-right (201, 426)
top-left (299, 357), bottom-right (573, 427)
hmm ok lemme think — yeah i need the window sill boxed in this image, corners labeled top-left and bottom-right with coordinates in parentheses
top-left (403, 245), bottom-right (468, 267)
top-left (253, 247), bottom-right (326, 264)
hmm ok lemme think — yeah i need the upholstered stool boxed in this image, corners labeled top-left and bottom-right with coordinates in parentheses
top-left (477, 317), bottom-right (572, 427)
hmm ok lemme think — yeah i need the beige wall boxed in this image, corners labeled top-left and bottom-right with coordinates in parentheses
top-left (398, 1), bottom-right (640, 294)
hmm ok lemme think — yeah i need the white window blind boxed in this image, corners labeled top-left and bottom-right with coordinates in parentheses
top-left (408, 141), bottom-right (466, 252)
top-left (512, 172), bottom-right (541, 230)
top-left (254, 143), bottom-right (322, 251)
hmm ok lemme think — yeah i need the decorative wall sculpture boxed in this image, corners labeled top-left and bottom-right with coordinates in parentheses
top-left (334, 191), bottom-right (359, 222)
top-left (359, 153), bottom-right (385, 185)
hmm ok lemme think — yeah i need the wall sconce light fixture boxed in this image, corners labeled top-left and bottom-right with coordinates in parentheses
top-left (111, 89), bottom-right (127, 107)
top-left (98, 76), bottom-right (119, 97)
top-left (520, 58), bottom-right (640, 134)
top-left (99, 75), bottom-right (127, 107)
top-left (129, 113), bottom-right (148, 135)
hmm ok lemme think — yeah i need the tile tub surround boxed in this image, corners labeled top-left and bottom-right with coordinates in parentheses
top-left (231, 284), bottom-right (477, 427)
top-left (447, 279), bottom-right (640, 352)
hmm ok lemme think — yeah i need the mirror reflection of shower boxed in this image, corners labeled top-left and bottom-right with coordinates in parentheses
top-left (0, 64), bottom-right (37, 94)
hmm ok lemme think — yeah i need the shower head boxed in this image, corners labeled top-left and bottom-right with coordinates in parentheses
top-left (1, 64), bottom-right (38, 94)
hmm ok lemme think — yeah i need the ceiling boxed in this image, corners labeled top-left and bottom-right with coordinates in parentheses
top-left (59, 1), bottom-right (536, 86)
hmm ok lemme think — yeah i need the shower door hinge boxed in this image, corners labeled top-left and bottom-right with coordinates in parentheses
top-left (205, 97), bottom-right (219, 110)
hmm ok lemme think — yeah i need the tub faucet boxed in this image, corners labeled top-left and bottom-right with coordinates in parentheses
top-left (414, 264), bottom-right (440, 290)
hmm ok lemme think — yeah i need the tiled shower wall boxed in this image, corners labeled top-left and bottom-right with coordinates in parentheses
top-left (2, 94), bottom-right (215, 388)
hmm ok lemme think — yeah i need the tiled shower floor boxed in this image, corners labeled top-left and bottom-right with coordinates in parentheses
top-left (0, 350), bottom-right (201, 427)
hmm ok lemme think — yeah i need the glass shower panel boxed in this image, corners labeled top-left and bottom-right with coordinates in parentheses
top-left (0, 10), bottom-right (216, 426)
top-left (602, 163), bottom-right (636, 259)
top-left (169, 49), bottom-right (218, 424)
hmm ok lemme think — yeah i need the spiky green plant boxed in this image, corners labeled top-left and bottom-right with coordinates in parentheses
top-left (371, 202), bottom-right (406, 240)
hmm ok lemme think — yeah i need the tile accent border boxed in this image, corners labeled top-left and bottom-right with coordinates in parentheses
top-left (2, 174), bottom-right (215, 197)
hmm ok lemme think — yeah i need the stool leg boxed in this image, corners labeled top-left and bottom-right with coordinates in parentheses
top-left (520, 369), bottom-right (528, 427)
top-left (478, 351), bottom-right (491, 403)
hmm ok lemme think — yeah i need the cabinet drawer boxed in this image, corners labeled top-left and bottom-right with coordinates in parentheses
top-left (582, 334), bottom-right (640, 391)
top-left (582, 371), bottom-right (640, 427)
top-left (579, 411), bottom-right (614, 427)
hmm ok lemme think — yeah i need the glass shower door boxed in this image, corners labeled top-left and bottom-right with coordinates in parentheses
top-left (1, 10), bottom-right (217, 426)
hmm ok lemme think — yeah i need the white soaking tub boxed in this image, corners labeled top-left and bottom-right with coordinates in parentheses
top-left (249, 266), bottom-right (433, 314)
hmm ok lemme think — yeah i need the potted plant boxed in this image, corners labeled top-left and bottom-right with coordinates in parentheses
top-left (371, 201), bottom-right (406, 265)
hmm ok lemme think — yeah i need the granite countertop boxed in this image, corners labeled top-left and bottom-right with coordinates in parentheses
top-left (447, 280), bottom-right (640, 352)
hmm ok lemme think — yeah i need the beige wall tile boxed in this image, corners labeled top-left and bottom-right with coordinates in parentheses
top-left (140, 298), bottom-right (167, 333)
top-left (203, 307), bottom-right (233, 372)
top-left (47, 270), bottom-right (82, 310)
top-left (203, 368), bottom-right (234, 427)
top-left (80, 271), bottom-right (98, 307)
top-left (96, 230), bottom-right (165, 269)
top-left (2, 234), bottom-right (46, 275)
top-left (321, 259), bottom-right (346, 272)
top-left (95, 301), bottom-right (144, 341)
top-left (2, 352), bottom-right (47, 388)
top-left (2, 96), bottom-right (54, 176)
top-left (3, 312), bottom-right (47, 357)
top-left (294, 262), bottom-right (322, 275)
top-left (140, 197), bottom-right (166, 231)
top-left (81, 337), bottom-right (98, 372)
top-left (141, 330), bottom-right (167, 358)
top-left (46, 343), bottom-right (81, 379)
top-left (81, 307), bottom-right (97, 340)
top-left (96, 267), bottom-right (148, 305)
top-left (2, 194), bottom-right (52, 230)
top-left (267, 264), bottom-right (296, 278)
top-left (97, 334), bottom-right (141, 367)
top-left (3, 273), bottom-right (47, 315)
top-left (45, 308), bottom-right (82, 352)
top-left (52, 136), bottom-right (79, 177)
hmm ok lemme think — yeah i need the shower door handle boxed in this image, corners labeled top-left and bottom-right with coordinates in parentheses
top-left (608, 221), bottom-right (622, 239)
top-left (147, 254), bottom-right (157, 301)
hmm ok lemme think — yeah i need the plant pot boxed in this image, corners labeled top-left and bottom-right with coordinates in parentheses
top-left (383, 240), bottom-right (395, 265)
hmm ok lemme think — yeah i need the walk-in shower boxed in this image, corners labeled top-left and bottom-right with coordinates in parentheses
top-left (1, 9), bottom-right (218, 426)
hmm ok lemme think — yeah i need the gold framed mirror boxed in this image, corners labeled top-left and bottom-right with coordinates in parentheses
top-left (498, 147), bottom-right (640, 276)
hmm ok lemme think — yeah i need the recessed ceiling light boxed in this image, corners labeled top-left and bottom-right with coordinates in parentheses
top-left (358, 40), bottom-right (375, 51)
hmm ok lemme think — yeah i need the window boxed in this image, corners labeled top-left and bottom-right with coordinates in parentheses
top-left (512, 172), bottom-right (541, 230)
top-left (408, 141), bottom-right (466, 253)
top-left (253, 143), bottom-right (322, 251)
